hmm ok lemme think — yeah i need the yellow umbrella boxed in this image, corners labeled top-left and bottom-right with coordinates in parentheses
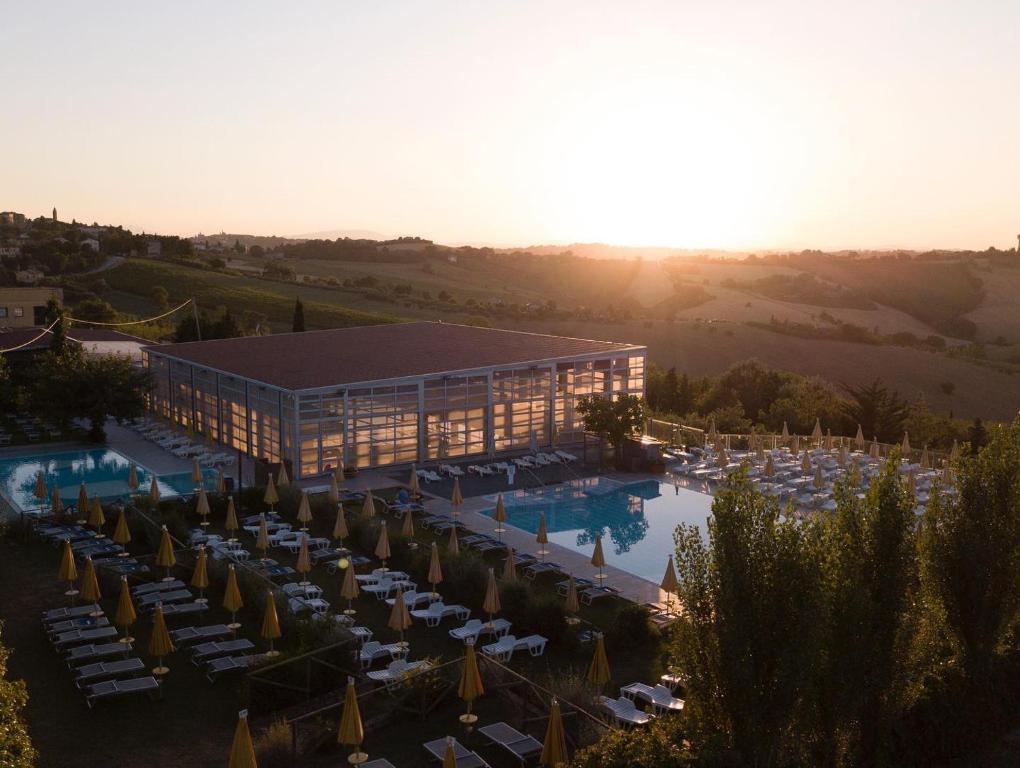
top-left (427, 542), bottom-right (443, 597)
top-left (115, 575), bottom-right (137, 643)
top-left (451, 476), bottom-right (463, 516)
top-left (921, 446), bottom-right (930, 470)
top-left (564, 575), bottom-right (579, 616)
top-left (400, 507), bottom-right (415, 543)
top-left (337, 677), bottom-right (366, 764)
top-left (216, 467), bottom-right (226, 494)
top-left (591, 536), bottom-right (606, 582)
top-left (660, 556), bottom-right (678, 614)
top-left (361, 491), bottom-right (376, 518)
top-left (191, 457), bottom-right (202, 487)
top-left (34, 471), bottom-right (48, 506)
top-left (191, 546), bottom-right (209, 603)
top-left (340, 561), bottom-right (360, 615)
top-left (811, 417), bottom-right (823, 443)
top-left (296, 490), bottom-right (312, 531)
top-left (870, 438), bottom-right (881, 459)
top-left (502, 546), bottom-right (517, 583)
top-left (256, 514), bottom-right (270, 560)
top-left (88, 495), bottom-right (105, 535)
top-left (493, 494), bottom-right (507, 541)
top-left (51, 485), bottom-right (64, 518)
top-left (801, 451), bottom-right (811, 473)
top-left (838, 445), bottom-right (848, 468)
top-left (261, 589), bottom-right (282, 656)
top-left (224, 564), bottom-right (244, 629)
top-left (825, 428), bottom-right (834, 451)
top-left (229, 710), bottom-right (258, 768)
top-left (156, 525), bottom-right (176, 581)
top-left (541, 699), bottom-right (568, 767)
top-left (149, 475), bottom-right (160, 503)
top-left (264, 473), bottom-right (279, 510)
top-left (195, 487), bottom-right (211, 527)
top-left (716, 447), bottom-right (728, 469)
top-left (780, 421), bottom-right (790, 443)
top-left (77, 482), bottom-right (89, 521)
top-left (58, 539), bottom-right (78, 600)
top-left (336, 460), bottom-right (346, 486)
top-left (277, 462), bottom-right (290, 487)
top-left (408, 464), bottom-right (420, 495)
top-left (813, 463), bottom-right (825, 490)
top-left (225, 496), bottom-right (239, 541)
top-left (375, 522), bottom-right (391, 568)
top-left (443, 738), bottom-right (457, 768)
top-left (387, 585), bottom-right (412, 646)
top-left (764, 454), bottom-right (776, 478)
top-left (332, 503), bottom-right (348, 549)
top-left (902, 432), bottom-right (911, 455)
top-left (80, 556), bottom-right (101, 613)
top-left (855, 424), bottom-right (865, 451)
top-left (458, 643), bottom-right (484, 724)
top-left (447, 524), bottom-right (460, 556)
top-left (329, 474), bottom-right (340, 504)
top-left (536, 512), bottom-right (549, 560)
top-left (587, 632), bottom-right (611, 691)
top-left (113, 507), bottom-right (131, 549)
top-left (483, 568), bottom-right (500, 626)
top-left (149, 603), bottom-right (175, 675)
top-left (296, 535), bottom-right (312, 585)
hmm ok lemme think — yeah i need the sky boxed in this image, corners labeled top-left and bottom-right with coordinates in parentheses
top-left (3, 1), bottom-right (1019, 251)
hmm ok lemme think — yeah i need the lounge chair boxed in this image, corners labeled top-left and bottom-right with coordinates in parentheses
top-left (410, 601), bottom-right (470, 627)
top-left (580, 586), bottom-right (621, 605)
top-left (467, 465), bottom-right (492, 476)
top-left (512, 635), bottom-right (548, 657)
top-left (53, 626), bottom-right (119, 648)
top-left (481, 634), bottom-right (518, 662)
top-left (556, 577), bottom-right (594, 595)
top-left (206, 654), bottom-right (261, 682)
top-left (362, 577), bottom-right (416, 599)
top-left (597, 695), bottom-right (654, 726)
top-left (384, 590), bottom-right (438, 610)
top-left (524, 561), bottom-right (564, 579)
top-left (136, 589), bottom-right (193, 609)
top-left (360, 760), bottom-right (397, 768)
top-left (555, 450), bottom-right (578, 462)
top-left (422, 737), bottom-right (491, 768)
top-left (367, 658), bottom-right (432, 691)
top-left (359, 641), bottom-right (408, 669)
top-left (449, 618), bottom-right (512, 644)
top-left (288, 596), bottom-right (330, 615)
top-left (259, 564), bottom-right (297, 580)
top-left (310, 548), bottom-right (342, 566)
top-left (191, 639), bottom-right (255, 664)
top-left (74, 657), bottom-right (146, 687)
top-left (66, 642), bottom-right (133, 667)
top-left (46, 616), bottom-right (110, 636)
top-left (159, 601), bottom-right (211, 619)
top-left (281, 582), bottom-right (324, 600)
top-left (169, 624), bottom-right (232, 646)
top-left (355, 568), bottom-right (408, 584)
top-left (620, 682), bottom-right (685, 714)
top-left (470, 538), bottom-right (504, 553)
top-left (84, 676), bottom-right (160, 708)
top-left (477, 722), bottom-right (544, 764)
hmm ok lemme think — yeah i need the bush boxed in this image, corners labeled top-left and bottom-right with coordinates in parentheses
top-left (255, 719), bottom-right (292, 768)
top-left (0, 622), bottom-right (36, 768)
top-left (570, 717), bottom-right (696, 768)
top-left (606, 604), bottom-right (658, 652)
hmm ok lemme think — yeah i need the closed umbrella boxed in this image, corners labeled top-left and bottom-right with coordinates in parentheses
top-left (458, 643), bottom-right (484, 725)
top-left (855, 424), bottom-right (865, 451)
top-left (400, 505), bottom-right (416, 546)
top-left (296, 535), bottom-right (312, 586)
top-left (216, 467), bottom-right (226, 495)
top-left (296, 490), bottom-right (312, 532)
top-left (825, 428), bottom-right (834, 451)
top-left (127, 464), bottom-right (139, 494)
top-left (447, 524), bottom-right (460, 556)
top-left (156, 525), bottom-right (176, 581)
top-left (660, 556), bottom-right (678, 615)
top-left (387, 585), bottom-right (412, 646)
top-left (591, 535), bottom-right (606, 582)
top-left (541, 699), bottom-right (568, 767)
top-left (224, 564), bottom-right (244, 630)
top-left (361, 491), bottom-right (376, 518)
top-left (813, 463), bottom-right (825, 491)
top-left (329, 474), bottom-right (340, 504)
top-left (451, 476), bottom-right (463, 517)
top-left (88, 495), bottom-right (105, 536)
top-left (340, 560), bottom-right (360, 615)
top-left (277, 462), bottom-right (290, 487)
top-left (80, 556), bottom-right (102, 615)
top-left (870, 438), bottom-right (881, 459)
top-left (34, 471), bottom-right (48, 507)
top-left (801, 451), bottom-right (811, 473)
top-left (493, 494), bottom-right (507, 541)
top-left (715, 447), bottom-right (728, 469)
top-left (149, 603), bottom-right (175, 676)
top-left (791, 435), bottom-right (801, 456)
top-left (902, 432), bottom-right (912, 456)
top-left (338, 677), bottom-right (367, 765)
top-left (811, 418), bottom-right (823, 443)
top-left (256, 514), bottom-right (270, 561)
top-left (112, 507), bottom-right (131, 552)
top-left (51, 486), bottom-right (64, 519)
top-left (427, 542), bottom-right (443, 598)
top-left (332, 503), bottom-right (348, 550)
top-left (191, 458), bottom-right (202, 488)
top-left (149, 475), bottom-right (160, 503)
top-left (58, 539), bottom-right (78, 601)
top-left (764, 454), bottom-right (776, 479)
top-left (408, 464), bottom-right (420, 495)
top-left (564, 576), bottom-right (579, 619)
top-left (501, 546), bottom-right (517, 583)
top-left (374, 523), bottom-right (391, 569)
top-left (536, 512), bottom-right (549, 559)
top-left (706, 419), bottom-right (717, 445)
top-left (482, 568), bottom-right (500, 627)
top-left (336, 460), bottom-right (346, 486)
top-left (263, 473), bottom-right (279, 510)
top-left (587, 632), bottom-right (611, 691)
top-left (225, 496), bottom-right (239, 541)
top-left (191, 546), bottom-right (209, 603)
top-left (115, 575), bottom-right (137, 643)
top-left (838, 445), bottom-right (848, 468)
top-left (443, 738), bottom-right (457, 768)
top-left (921, 446), bottom-right (930, 470)
top-left (77, 482), bottom-right (89, 523)
top-left (196, 487), bottom-right (211, 527)
top-left (229, 710), bottom-right (258, 768)
top-left (261, 589), bottom-right (282, 656)
top-left (780, 421), bottom-right (790, 444)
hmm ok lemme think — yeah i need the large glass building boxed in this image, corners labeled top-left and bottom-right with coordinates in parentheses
top-left (143, 322), bottom-right (646, 479)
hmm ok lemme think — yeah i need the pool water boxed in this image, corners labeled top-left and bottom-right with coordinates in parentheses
top-left (0, 448), bottom-right (218, 513)
top-left (485, 477), bottom-right (714, 583)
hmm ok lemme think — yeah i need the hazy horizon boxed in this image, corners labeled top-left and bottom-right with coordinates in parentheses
top-left (4, 1), bottom-right (1019, 251)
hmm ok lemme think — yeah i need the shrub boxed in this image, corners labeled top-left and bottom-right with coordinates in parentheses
top-left (254, 718), bottom-right (292, 768)
top-left (0, 622), bottom-right (35, 768)
top-left (606, 604), bottom-right (658, 652)
top-left (441, 550), bottom-right (489, 608)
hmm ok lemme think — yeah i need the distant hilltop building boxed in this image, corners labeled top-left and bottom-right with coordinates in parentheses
top-left (146, 240), bottom-right (162, 257)
top-left (52, 207), bottom-right (57, 222)
top-left (0, 211), bottom-right (26, 226)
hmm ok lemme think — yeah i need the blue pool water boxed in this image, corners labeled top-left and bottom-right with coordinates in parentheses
top-left (0, 448), bottom-right (217, 513)
top-left (485, 477), bottom-right (714, 583)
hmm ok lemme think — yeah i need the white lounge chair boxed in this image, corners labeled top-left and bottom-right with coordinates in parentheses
top-left (53, 626), bottom-right (119, 648)
top-left (477, 722), bottom-right (544, 764)
top-left (481, 634), bottom-right (518, 662)
top-left (281, 582), bottom-right (324, 600)
top-left (384, 590), bottom-right (438, 610)
top-left (359, 641), bottom-right (408, 669)
top-left (620, 682), bottom-right (685, 715)
top-left (512, 634), bottom-right (547, 657)
top-left (47, 616), bottom-right (110, 636)
top-left (449, 618), bottom-right (512, 644)
top-left (366, 658), bottom-right (432, 691)
top-left (362, 578), bottom-right (416, 599)
top-left (598, 695), bottom-right (654, 726)
top-left (409, 601), bottom-right (470, 627)
top-left (288, 596), bottom-right (330, 615)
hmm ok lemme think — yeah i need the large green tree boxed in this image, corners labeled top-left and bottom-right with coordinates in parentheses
top-left (576, 394), bottom-right (646, 467)
top-left (0, 622), bottom-right (35, 768)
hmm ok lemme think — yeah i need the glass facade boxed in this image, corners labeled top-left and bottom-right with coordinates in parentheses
top-left (144, 349), bottom-right (645, 479)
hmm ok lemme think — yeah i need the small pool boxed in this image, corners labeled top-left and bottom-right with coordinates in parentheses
top-left (484, 477), bottom-right (714, 583)
top-left (0, 447), bottom-right (218, 514)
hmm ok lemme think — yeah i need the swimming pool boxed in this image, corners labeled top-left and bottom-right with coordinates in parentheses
top-left (0, 447), bottom-right (218, 514)
top-left (484, 477), bottom-right (714, 583)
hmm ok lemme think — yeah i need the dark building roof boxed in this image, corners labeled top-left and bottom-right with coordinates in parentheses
top-left (145, 322), bottom-right (643, 391)
top-left (0, 327), bottom-right (151, 353)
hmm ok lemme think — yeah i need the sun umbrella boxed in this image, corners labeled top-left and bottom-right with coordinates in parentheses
top-left (813, 464), bottom-right (825, 490)
top-left (196, 487), bottom-right (210, 527)
top-left (706, 418), bottom-right (717, 445)
top-left (277, 462), bottom-right (290, 487)
top-left (256, 514), bottom-right (270, 561)
top-left (149, 475), bottom-right (160, 503)
top-left (191, 546), bottom-right (209, 602)
top-left (400, 507), bottom-right (416, 543)
top-left (801, 451), bottom-right (811, 473)
top-left (296, 490), bottom-right (312, 531)
top-left (764, 454), bottom-right (775, 478)
top-left (502, 546), bottom-right (517, 583)
top-left (340, 560), bottom-right (360, 614)
top-left (264, 473), bottom-right (279, 510)
top-left (58, 539), bottom-right (78, 601)
top-left (224, 564), bottom-right (244, 629)
top-left (483, 568), bottom-right (500, 627)
top-left (113, 507), bottom-right (131, 550)
top-left (88, 495), bottom-right (105, 535)
top-left (458, 643), bottom-right (484, 724)
top-left (76, 482), bottom-right (89, 521)
top-left (426, 542), bottom-right (444, 598)
top-left (591, 536), bottom-right (606, 582)
top-left (216, 467), bottom-right (226, 495)
top-left (261, 589), bottom-right (282, 656)
top-left (115, 575), bottom-right (137, 643)
top-left (296, 535), bottom-right (312, 585)
top-left (921, 446), bottom-right (930, 470)
top-left (780, 421), bottom-right (790, 444)
top-left (902, 432), bottom-right (911, 456)
top-left (156, 525), bottom-right (176, 581)
top-left (361, 491), bottom-right (376, 518)
top-left (811, 417), bottom-right (823, 443)
top-left (337, 677), bottom-right (366, 764)
top-left (443, 738), bottom-right (457, 768)
top-left (536, 512), bottom-right (549, 559)
top-left (80, 556), bottom-right (101, 614)
top-left (870, 438), bottom-right (881, 459)
top-left (387, 585), bottom-right (412, 646)
top-left (408, 464), bottom-right (420, 495)
top-left (451, 476), bottom-right (463, 516)
top-left (907, 470), bottom-right (917, 495)
top-left (448, 524), bottom-right (460, 556)
top-left (190, 458), bottom-right (202, 488)
top-left (51, 485), bottom-right (64, 519)
top-left (791, 435), bottom-right (801, 456)
top-left (332, 503), bottom-right (348, 550)
top-left (660, 556), bottom-right (679, 614)
top-left (493, 494), bottom-right (507, 541)
top-left (336, 460), bottom-right (346, 486)
top-left (225, 496), bottom-right (239, 541)
top-left (229, 710), bottom-right (258, 768)
top-left (34, 471), bottom-right (48, 506)
top-left (541, 699), bottom-right (568, 767)
top-left (756, 441), bottom-right (765, 462)
top-left (587, 632), bottom-right (611, 691)
top-left (374, 522), bottom-right (391, 568)
top-left (149, 603), bottom-right (175, 675)
top-left (564, 575), bottom-right (579, 617)
top-left (329, 474), bottom-right (340, 504)
top-left (715, 448), bottom-right (728, 469)
top-left (838, 445), bottom-right (848, 468)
